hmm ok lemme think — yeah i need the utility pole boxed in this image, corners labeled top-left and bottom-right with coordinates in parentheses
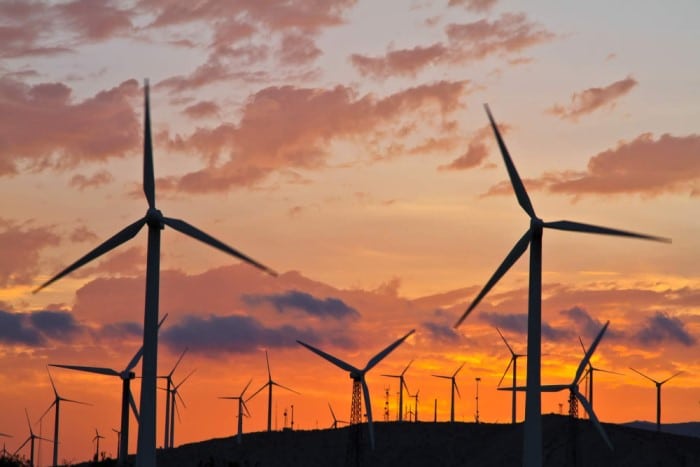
top-left (434, 399), bottom-right (437, 422)
top-left (475, 377), bottom-right (481, 424)
top-left (291, 405), bottom-right (295, 431)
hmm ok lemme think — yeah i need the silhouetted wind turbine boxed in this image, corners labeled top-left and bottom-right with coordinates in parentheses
top-left (496, 327), bottom-right (526, 425)
top-left (32, 82), bottom-right (276, 467)
top-left (219, 379), bottom-right (253, 444)
top-left (50, 314), bottom-right (167, 465)
top-left (93, 429), bottom-right (105, 461)
top-left (158, 347), bottom-right (188, 449)
top-left (297, 329), bottom-right (415, 450)
top-left (328, 402), bottom-right (348, 429)
top-left (432, 363), bottom-right (464, 423)
top-left (166, 369), bottom-right (195, 448)
top-left (112, 428), bottom-right (120, 462)
top-left (247, 351), bottom-right (299, 432)
top-left (41, 367), bottom-right (89, 467)
top-left (454, 105), bottom-right (669, 467)
top-left (381, 359), bottom-right (413, 422)
top-left (14, 409), bottom-right (50, 467)
top-left (578, 335), bottom-right (622, 412)
top-left (630, 367), bottom-right (682, 433)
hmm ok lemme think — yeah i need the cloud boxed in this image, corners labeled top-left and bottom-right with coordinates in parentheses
top-left (0, 78), bottom-right (140, 176)
top-left (69, 170), bottom-right (114, 190)
top-left (277, 32), bottom-right (322, 65)
top-left (422, 320), bottom-right (461, 344)
top-left (0, 310), bottom-right (43, 345)
top-left (449, 0), bottom-right (498, 13)
top-left (634, 312), bottom-right (695, 347)
top-left (351, 44), bottom-right (448, 79)
top-left (0, 309), bottom-right (83, 346)
top-left (160, 313), bottom-right (323, 355)
top-left (56, 0), bottom-right (133, 41)
top-left (28, 310), bottom-right (82, 340)
top-left (439, 124), bottom-right (502, 171)
top-left (480, 311), bottom-right (571, 341)
top-left (182, 100), bottom-right (221, 119)
top-left (69, 225), bottom-right (98, 243)
top-left (164, 80), bottom-right (470, 192)
top-left (559, 306), bottom-right (623, 341)
top-left (74, 246), bottom-right (146, 278)
top-left (243, 290), bottom-right (360, 320)
top-left (0, 218), bottom-right (60, 286)
top-left (547, 76), bottom-right (638, 121)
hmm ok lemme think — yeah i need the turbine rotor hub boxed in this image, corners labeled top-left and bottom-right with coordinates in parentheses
top-left (145, 208), bottom-right (164, 229)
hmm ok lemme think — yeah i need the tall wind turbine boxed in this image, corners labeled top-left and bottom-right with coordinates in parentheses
top-left (166, 369), bottom-right (195, 448)
top-left (32, 82), bottom-right (276, 467)
top-left (41, 368), bottom-right (89, 467)
top-left (14, 409), bottom-right (50, 467)
top-left (381, 359), bottom-right (413, 422)
top-left (578, 335), bottom-right (622, 412)
top-left (328, 403), bottom-right (348, 429)
top-left (159, 347), bottom-right (188, 449)
top-left (49, 314), bottom-right (167, 465)
top-left (454, 105), bottom-right (669, 467)
top-left (297, 329), bottom-right (415, 450)
top-left (630, 367), bottom-right (682, 433)
top-left (247, 351), bottom-right (299, 432)
top-left (431, 362), bottom-right (465, 423)
top-left (219, 379), bottom-right (253, 444)
top-left (496, 327), bottom-right (526, 425)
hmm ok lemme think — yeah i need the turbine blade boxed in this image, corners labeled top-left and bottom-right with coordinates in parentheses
top-left (245, 382), bottom-right (269, 402)
top-left (455, 229), bottom-right (531, 327)
top-left (162, 216), bottom-right (277, 276)
top-left (33, 218), bottom-right (146, 293)
top-left (240, 378), bottom-right (253, 397)
top-left (265, 350), bottom-right (272, 380)
top-left (576, 392), bottom-right (613, 451)
top-left (578, 336), bottom-right (588, 355)
top-left (24, 409), bottom-right (32, 433)
top-left (496, 327), bottom-right (515, 356)
top-left (39, 401), bottom-right (56, 421)
top-left (125, 313), bottom-right (168, 374)
top-left (401, 359), bottom-right (414, 376)
top-left (328, 402), bottom-right (336, 421)
top-left (175, 390), bottom-right (186, 409)
top-left (169, 347), bottom-right (189, 377)
top-left (661, 371), bottom-right (683, 385)
top-left (175, 369), bottom-right (196, 389)
top-left (62, 397), bottom-right (91, 406)
top-left (454, 381), bottom-right (461, 399)
top-left (361, 378), bottom-right (375, 450)
top-left (497, 386), bottom-right (527, 392)
top-left (49, 364), bottom-right (119, 377)
top-left (594, 368), bottom-right (624, 376)
top-left (574, 321), bottom-right (610, 384)
top-left (296, 340), bottom-right (357, 373)
top-left (143, 80), bottom-right (155, 209)
top-left (432, 375), bottom-right (451, 380)
top-left (540, 384), bottom-right (570, 392)
top-left (497, 358), bottom-right (514, 388)
top-left (629, 367), bottom-right (658, 385)
top-left (242, 400), bottom-right (251, 417)
top-left (129, 390), bottom-right (139, 423)
top-left (272, 381), bottom-right (300, 395)
top-left (453, 362), bottom-right (466, 378)
top-left (543, 220), bottom-right (671, 244)
top-left (484, 104), bottom-right (536, 218)
top-left (364, 329), bottom-right (415, 372)
top-left (47, 367), bottom-right (58, 396)
top-left (14, 437), bottom-right (30, 455)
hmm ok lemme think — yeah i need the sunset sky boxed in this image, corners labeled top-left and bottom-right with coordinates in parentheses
top-left (1, 0), bottom-right (699, 464)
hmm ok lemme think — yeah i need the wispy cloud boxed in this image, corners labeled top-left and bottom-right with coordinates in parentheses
top-left (547, 76), bottom-right (638, 121)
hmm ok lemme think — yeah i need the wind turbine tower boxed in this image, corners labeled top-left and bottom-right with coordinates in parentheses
top-left (630, 367), bottom-right (682, 432)
top-left (247, 350), bottom-right (299, 432)
top-left (381, 360), bottom-right (413, 422)
top-left (454, 105), bottom-right (669, 467)
top-left (93, 429), bottom-right (105, 462)
top-left (496, 327), bottom-right (526, 424)
top-left (159, 347), bottom-right (188, 449)
top-left (33, 82), bottom-right (276, 467)
top-left (14, 409), bottom-right (50, 467)
top-left (432, 363), bottom-right (465, 423)
top-left (219, 379), bottom-right (253, 444)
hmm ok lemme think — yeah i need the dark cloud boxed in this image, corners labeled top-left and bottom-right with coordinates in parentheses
top-left (98, 321), bottom-right (142, 340)
top-left (634, 312), bottom-right (695, 347)
top-left (422, 321), bottom-right (461, 344)
top-left (29, 310), bottom-right (82, 340)
top-left (480, 311), bottom-right (571, 341)
top-left (0, 310), bottom-right (43, 345)
top-left (160, 313), bottom-right (323, 355)
top-left (0, 309), bottom-right (86, 346)
top-left (243, 290), bottom-right (359, 320)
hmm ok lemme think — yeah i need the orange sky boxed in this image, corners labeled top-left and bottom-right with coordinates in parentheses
top-left (1, 0), bottom-right (699, 465)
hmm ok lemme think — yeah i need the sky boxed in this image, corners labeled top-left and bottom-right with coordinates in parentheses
top-left (1, 0), bottom-right (699, 464)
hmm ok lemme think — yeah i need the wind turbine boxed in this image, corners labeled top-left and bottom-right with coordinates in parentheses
top-left (14, 409), bottom-right (50, 467)
top-left (112, 428), bottom-right (120, 462)
top-left (578, 335), bottom-right (622, 412)
top-left (219, 379), bottom-right (253, 444)
top-left (381, 359), bottom-right (413, 422)
top-left (41, 367), bottom-right (89, 467)
top-left (93, 429), bottom-right (105, 462)
top-left (166, 369), bottom-right (195, 448)
top-left (629, 367), bottom-right (682, 433)
top-left (454, 105), bottom-right (669, 467)
top-left (496, 327), bottom-right (526, 424)
top-left (32, 82), bottom-right (276, 467)
top-left (247, 350), bottom-right (299, 432)
top-left (431, 362), bottom-right (465, 423)
top-left (408, 389), bottom-right (420, 422)
top-left (296, 329), bottom-right (415, 450)
top-left (49, 314), bottom-right (167, 465)
top-left (327, 403), bottom-right (348, 429)
top-left (158, 347), bottom-right (188, 449)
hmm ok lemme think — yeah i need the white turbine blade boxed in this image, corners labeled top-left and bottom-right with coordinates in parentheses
top-left (143, 81), bottom-right (155, 209)
top-left (543, 220), bottom-right (671, 243)
top-left (574, 321), bottom-right (609, 385)
top-left (162, 216), bottom-right (277, 276)
top-left (497, 358), bottom-right (514, 388)
top-left (484, 104), bottom-right (536, 218)
top-left (33, 218), bottom-right (146, 293)
top-left (455, 230), bottom-right (531, 327)
top-left (49, 364), bottom-right (119, 377)
top-left (629, 367), bottom-right (658, 385)
top-left (361, 378), bottom-right (375, 451)
top-left (125, 313), bottom-right (168, 374)
top-left (576, 391), bottom-right (613, 451)
top-left (661, 371), bottom-right (683, 385)
top-left (364, 329), bottom-right (415, 372)
top-left (296, 340), bottom-right (358, 373)
top-left (496, 327), bottom-right (515, 356)
top-left (540, 384), bottom-right (570, 392)
top-left (272, 381), bottom-right (300, 395)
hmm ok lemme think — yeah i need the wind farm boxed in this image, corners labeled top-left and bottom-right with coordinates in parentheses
top-left (1, 1), bottom-right (699, 467)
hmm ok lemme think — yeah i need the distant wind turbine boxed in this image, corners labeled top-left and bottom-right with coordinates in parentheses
top-left (219, 379), bottom-right (253, 444)
top-left (381, 359), bottom-right (413, 422)
top-left (247, 351), bottom-right (299, 432)
top-left (32, 82), bottom-right (276, 467)
top-left (454, 105), bottom-right (669, 467)
top-left (166, 369), bottom-right (195, 448)
top-left (327, 402), bottom-right (348, 429)
top-left (496, 327), bottom-right (526, 425)
top-left (432, 363), bottom-right (465, 423)
top-left (297, 329), bottom-right (415, 450)
top-left (630, 367), bottom-right (682, 433)
top-left (41, 368), bottom-right (89, 467)
top-left (49, 314), bottom-right (167, 465)
top-left (93, 429), bottom-right (105, 462)
top-left (158, 347), bottom-right (188, 449)
top-left (14, 409), bottom-right (50, 467)
top-left (578, 335), bottom-right (622, 412)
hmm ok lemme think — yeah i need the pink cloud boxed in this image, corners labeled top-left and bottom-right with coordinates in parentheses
top-left (56, 0), bottom-right (133, 41)
top-left (183, 100), bottom-right (221, 119)
top-left (448, 0), bottom-right (498, 13)
top-left (69, 226), bottom-right (98, 243)
top-left (439, 124), bottom-right (508, 171)
top-left (351, 44), bottom-right (448, 79)
top-left (69, 169), bottom-right (114, 190)
top-left (0, 218), bottom-right (60, 287)
top-left (277, 32), bottom-right (322, 65)
top-left (547, 76), bottom-right (638, 121)
top-left (164, 80), bottom-right (470, 192)
top-left (0, 78), bottom-right (140, 176)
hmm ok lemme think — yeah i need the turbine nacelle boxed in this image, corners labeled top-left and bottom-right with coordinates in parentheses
top-left (145, 208), bottom-right (164, 229)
